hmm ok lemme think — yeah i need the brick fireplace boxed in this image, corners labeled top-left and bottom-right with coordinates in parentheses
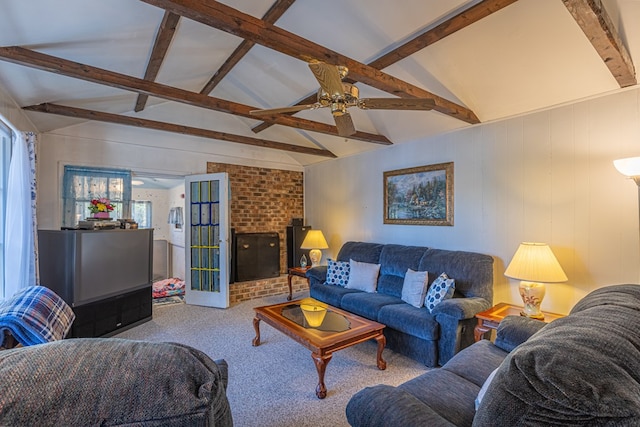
top-left (206, 162), bottom-right (309, 304)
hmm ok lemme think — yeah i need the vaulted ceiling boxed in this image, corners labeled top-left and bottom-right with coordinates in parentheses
top-left (0, 0), bottom-right (637, 166)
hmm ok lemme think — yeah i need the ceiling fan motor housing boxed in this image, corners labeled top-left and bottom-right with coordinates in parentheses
top-left (317, 83), bottom-right (359, 116)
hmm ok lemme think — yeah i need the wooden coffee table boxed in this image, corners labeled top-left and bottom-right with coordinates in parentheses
top-left (252, 298), bottom-right (386, 399)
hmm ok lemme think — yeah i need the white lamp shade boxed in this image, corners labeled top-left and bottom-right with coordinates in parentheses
top-left (614, 157), bottom-right (640, 177)
top-left (300, 230), bottom-right (329, 250)
top-left (504, 242), bottom-right (568, 283)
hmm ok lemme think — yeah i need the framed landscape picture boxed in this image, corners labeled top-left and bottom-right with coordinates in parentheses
top-left (384, 162), bottom-right (454, 226)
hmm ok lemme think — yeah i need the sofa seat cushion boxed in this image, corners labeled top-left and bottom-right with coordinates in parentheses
top-left (377, 303), bottom-right (439, 340)
top-left (340, 292), bottom-right (404, 321)
top-left (310, 283), bottom-right (360, 308)
top-left (440, 339), bottom-right (508, 387)
top-left (398, 368), bottom-right (480, 427)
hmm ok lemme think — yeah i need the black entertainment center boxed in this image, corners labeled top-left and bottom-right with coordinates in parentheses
top-left (38, 228), bottom-right (154, 338)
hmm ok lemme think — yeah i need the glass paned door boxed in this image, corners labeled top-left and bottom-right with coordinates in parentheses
top-left (185, 173), bottom-right (229, 308)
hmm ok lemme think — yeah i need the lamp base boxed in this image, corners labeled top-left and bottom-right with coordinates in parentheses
top-left (519, 281), bottom-right (546, 320)
top-left (309, 248), bottom-right (322, 267)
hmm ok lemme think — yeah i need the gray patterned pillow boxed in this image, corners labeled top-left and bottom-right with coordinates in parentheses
top-left (326, 259), bottom-right (350, 287)
top-left (425, 272), bottom-right (455, 312)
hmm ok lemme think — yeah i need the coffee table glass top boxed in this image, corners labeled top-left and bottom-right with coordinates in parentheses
top-left (282, 302), bottom-right (351, 332)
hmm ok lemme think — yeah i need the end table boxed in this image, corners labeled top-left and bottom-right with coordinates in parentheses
top-left (474, 302), bottom-right (564, 342)
top-left (287, 266), bottom-right (310, 300)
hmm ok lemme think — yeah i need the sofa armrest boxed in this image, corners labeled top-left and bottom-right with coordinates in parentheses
top-left (346, 385), bottom-right (457, 427)
top-left (306, 265), bottom-right (328, 286)
top-left (494, 315), bottom-right (546, 352)
top-left (432, 296), bottom-right (492, 320)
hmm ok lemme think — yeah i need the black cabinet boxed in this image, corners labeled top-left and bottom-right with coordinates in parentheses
top-left (286, 225), bottom-right (312, 268)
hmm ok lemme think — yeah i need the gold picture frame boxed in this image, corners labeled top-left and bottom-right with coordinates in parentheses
top-left (383, 162), bottom-right (454, 226)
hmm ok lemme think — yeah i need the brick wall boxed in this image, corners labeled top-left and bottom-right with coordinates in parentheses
top-left (206, 162), bottom-right (305, 304)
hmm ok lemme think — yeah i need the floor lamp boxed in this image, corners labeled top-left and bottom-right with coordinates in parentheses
top-left (614, 156), bottom-right (640, 281)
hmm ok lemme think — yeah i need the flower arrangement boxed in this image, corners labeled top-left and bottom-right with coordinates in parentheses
top-left (88, 197), bottom-right (115, 214)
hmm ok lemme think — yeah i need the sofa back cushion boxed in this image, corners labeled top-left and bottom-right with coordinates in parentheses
top-left (337, 242), bottom-right (384, 264)
top-left (418, 248), bottom-right (493, 302)
top-left (377, 244), bottom-right (429, 298)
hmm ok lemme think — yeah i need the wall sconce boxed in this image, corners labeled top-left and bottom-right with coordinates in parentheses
top-left (504, 242), bottom-right (568, 319)
top-left (300, 230), bottom-right (329, 267)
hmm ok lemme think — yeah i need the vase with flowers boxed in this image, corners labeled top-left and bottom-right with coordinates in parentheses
top-left (88, 197), bottom-right (115, 219)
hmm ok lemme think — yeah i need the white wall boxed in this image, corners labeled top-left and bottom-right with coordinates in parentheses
top-left (305, 88), bottom-right (640, 315)
top-left (167, 183), bottom-right (186, 280)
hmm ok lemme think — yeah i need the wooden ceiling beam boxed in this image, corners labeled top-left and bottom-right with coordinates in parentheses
top-left (252, 0), bottom-right (516, 133)
top-left (562, 0), bottom-right (636, 87)
top-left (199, 0), bottom-right (296, 95)
top-left (369, 0), bottom-right (518, 70)
top-left (0, 46), bottom-right (391, 145)
top-left (135, 11), bottom-right (181, 112)
top-left (23, 103), bottom-right (337, 158)
top-left (139, 0), bottom-right (480, 125)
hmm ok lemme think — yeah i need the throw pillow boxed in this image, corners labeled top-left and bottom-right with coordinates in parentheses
top-left (401, 269), bottom-right (429, 308)
top-left (475, 367), bottom-right (499, 411)
top-left (326, 259), bottom-right (350, 287)
top-left (345, 259), bottom-right (381, 293)
top-left (425, 272), bottom-right (456, 312)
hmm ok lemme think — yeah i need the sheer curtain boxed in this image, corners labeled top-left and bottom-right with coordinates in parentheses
top-left (62, 166), bottom-right (132, 227)
top-left (4, 132), bottom-right (38, 298)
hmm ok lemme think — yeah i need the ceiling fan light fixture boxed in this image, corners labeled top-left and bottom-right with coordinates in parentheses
top-left (331, 101), bottom-right (347, 117)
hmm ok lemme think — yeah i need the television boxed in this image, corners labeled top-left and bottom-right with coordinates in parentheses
top-left (38, 228), bottom-right (153, 307)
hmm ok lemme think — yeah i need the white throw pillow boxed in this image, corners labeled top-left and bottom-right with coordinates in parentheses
top-left (345, 259), bottom-right (380, 293)
top-left (425, 272), bottom-right (456, 312)
top-left (401, 269), bottom-right (429, 308)
top-left (475, 367), bottom-right (499, 410)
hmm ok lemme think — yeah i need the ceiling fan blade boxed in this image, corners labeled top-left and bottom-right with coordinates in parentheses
top-left (250, 103), bottom-right (321, 116)
top-left (357, 98), bottom-right (436, 110)
top-left (334, 113), bottom-right (356, 137)
top-left (309, 62), bottom-right (344, 98)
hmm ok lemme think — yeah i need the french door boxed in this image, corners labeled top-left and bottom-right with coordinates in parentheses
top-left (185, 173), bottom-right (230, 308)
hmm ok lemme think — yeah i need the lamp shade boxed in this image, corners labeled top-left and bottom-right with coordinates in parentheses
top-left (614, 157), bottom-right (640, 177)
top-left (504, 242), bottom-right (568, 283)
top-left (300, 230), bottom-right (329, 250)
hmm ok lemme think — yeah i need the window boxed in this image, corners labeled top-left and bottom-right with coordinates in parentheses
top-left (132, 200), bottom-right (152, 228)
top-left (0, 122), bottom-right (11, 299)
top-left (62, 166), bottom-right (132, 227)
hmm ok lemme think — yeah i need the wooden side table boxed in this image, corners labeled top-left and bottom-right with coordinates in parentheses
top-left (287, 266), bottom-right (310, 300)
top-left (474, 302), bottom-right (564, 342)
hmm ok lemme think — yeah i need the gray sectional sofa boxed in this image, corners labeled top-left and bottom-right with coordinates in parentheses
top-left (0, 338), bottom-right (233, 426)
top-left (306, 241), bottom-right (494, 366)
top-left (346, 284), bottom-right (640, 426)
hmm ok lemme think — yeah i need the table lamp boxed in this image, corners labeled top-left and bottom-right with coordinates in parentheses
top-left (504, 242), bottom-right (568, 319)
top-left (300, 230), bottom-right (329, 267)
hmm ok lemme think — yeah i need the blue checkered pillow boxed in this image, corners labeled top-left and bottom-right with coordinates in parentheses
top-left (425, 273), bottom-right (455, 312)
top-left (326, 259), bottom-right (350, 287)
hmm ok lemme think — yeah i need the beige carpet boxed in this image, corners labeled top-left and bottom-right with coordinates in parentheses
top-left (115, 292), bottom-right (428, 427)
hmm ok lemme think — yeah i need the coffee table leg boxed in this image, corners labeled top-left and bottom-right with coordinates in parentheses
top-left (311, 352), bottom-right (332, 399)
top-left (252, 317), bottom-right (261, 346)
top-left (375, 334), bottom-right (387, 370)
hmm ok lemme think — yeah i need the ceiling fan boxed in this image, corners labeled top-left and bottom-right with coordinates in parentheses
top-left (250, 62), bottom-right (436, 137)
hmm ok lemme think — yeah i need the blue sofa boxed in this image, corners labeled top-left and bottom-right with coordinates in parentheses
top-left (346, 284), bottom-right (640, 426)
top-left (306, 241), bottom-right (494, 366)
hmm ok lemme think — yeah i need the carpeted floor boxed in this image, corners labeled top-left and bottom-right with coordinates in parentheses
top-left (115, 292), bottom-right (429, 427)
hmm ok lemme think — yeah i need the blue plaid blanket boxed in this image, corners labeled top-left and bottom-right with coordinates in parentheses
top-left (0, 286), bottom-right (75, 347)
